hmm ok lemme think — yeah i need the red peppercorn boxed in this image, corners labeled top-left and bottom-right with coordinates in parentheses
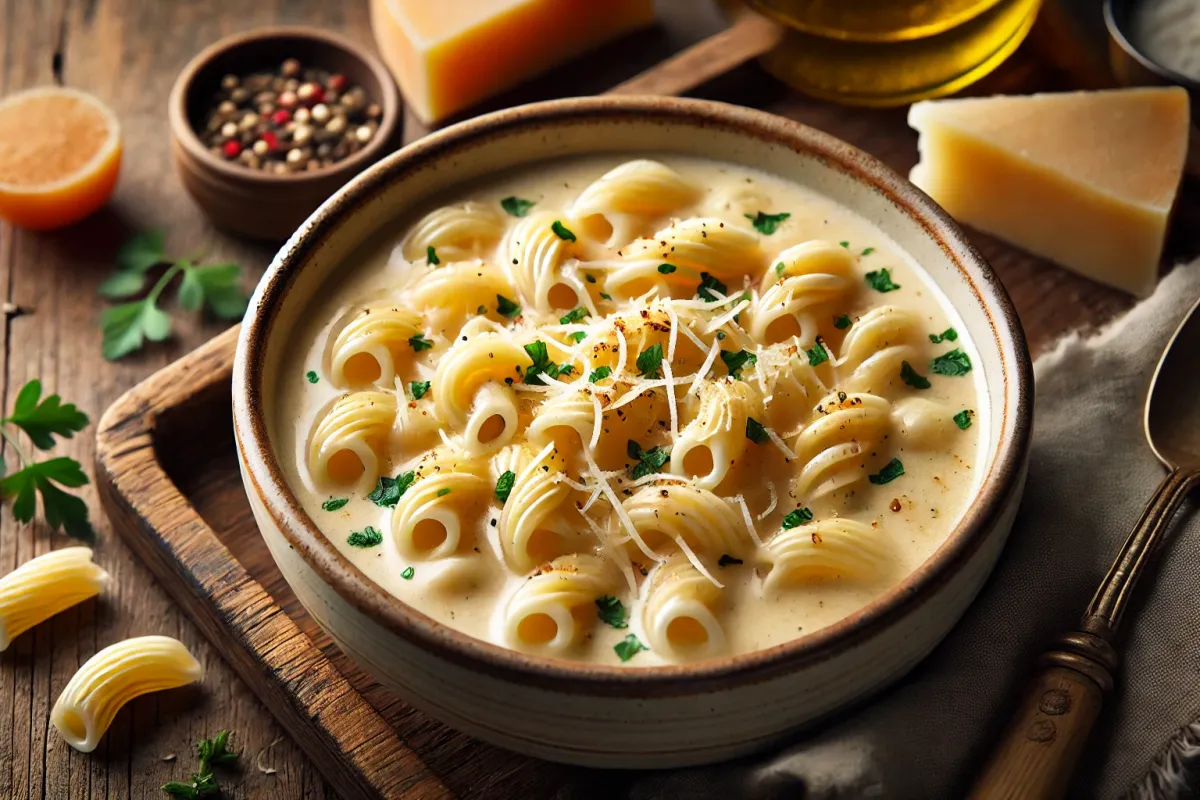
top-left (261, 131), bottom-right (279, 150)
top-left (327, 74), bottom-right (347, 92)
top-left (307, 85), bottom-right (325, 105)
top-left (222, 140), bottom-right (242, 159)
top-left (271, 109), bottom-right (291, 126)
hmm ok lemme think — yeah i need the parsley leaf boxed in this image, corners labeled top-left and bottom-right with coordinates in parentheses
top-left (928, 328), bottom-right (958, 344)
top-left (437, 487), bottom-right (452, 497)
top-left (657, 263), bottom-right (677, 274)
top-left (781, 507), bottom-right (813, 529)
top-left (775, 262), bottom-right (786, 276)
top-left (900, 361), bottom-right (931, 390)
top-left (321, 497), bottom-right (349, 511)
top-left (614, 633), bottom-right (648, 662)
top-left (115, 229), bottom-right (166, 275)
top-left (839, 240), bottom-right (850, 248)
top-left (347, 526), bottom-right (383, 548)
top-left (101, 299), bottom-right (173, 360)
top-left (4, 380), bottom-right (88, 451)
top-left (599, 292), bottom-right (613, 301)
top-left (627, 439), bottom-right (670, 480)
top-left (718, 554), bottom-right (743, 567)
top-left (368, 472), bottom-right (416, 507)
top-left (496, 294), bottom-right (521, 319)
top-left (589, 366), bottom-right (613, 383)
top-left (570, 331), bottom-right (587, 343)
top-left (806, 341), bottom-right (829, 367)
top-left (1, 457), bottom-right (92, 541)
top-left (408, 333), bottom-right (433, 352)
top-left (720, 348), bottom-right (757, 378)
top-left (744, 211), bottom-right (790, 235)
top-left (696, 272), bottom-right (727, 302)
top-left (954, 409), bottom-right (975, 430)
top-left (426, 246), bottom-right (440, 265)
top-left (595, 596), bottom-right (628, 629)
top-left (196, 730), bottom-right (239, 772)
top-left (930, 349), bottom-right (972, 376)
top-left (861, 247), bottom-right (875, 256)
top-left (306, 370), bottom-right (319, 384)
top-left (401, 566), bottom-right (415, 580)
top-left (559, 307), bottom-right (588, 325)
top-left (834, 314), bottom-right (852, 330)
top-left (551, 220), bottom-right (576, 242)
top-left (162, 730), bottom-right (237, 798)
top-left (868, 458), bottom-right (905, 485)
top-left (865, 268), bottom-right (901, 293)
top-left (636, 343), bottom-right (664, 379)
top-left (495, 470), bottom-right (516, 504)
top-left (410, 381), bottom-right (431, 399)
top-left (745, 417), bottom-right (769, 444)
top-left (477, 305), bottom-right (487, 315)
top-left (501, 196), bottom-right (535, 217)
top-left (524, 341), bottom-right (565, 385)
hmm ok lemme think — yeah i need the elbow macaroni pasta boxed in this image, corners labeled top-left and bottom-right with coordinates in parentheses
top-left (51, 636), bottom-right (203, 753)
top-left (308, 391), bottom-right (398, 493)
top-left (402, 201), bottom-right (505, 262)
top-left (570, 159), bottom-right (700, 247)
top-left (760, 519), bottom-right (890, 593)
top-left (0, 547), bottom-right (108, 652)
top-left (328, 306), bottom-right (424, 388)
top-left (643, 554), bottom-right (725, 658)
top-left (503, 554), bottom-right (618, 652)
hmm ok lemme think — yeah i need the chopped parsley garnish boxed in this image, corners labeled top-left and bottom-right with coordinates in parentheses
top-left (775, 262), bottom-right (785, 276)
top-left (426, 246), bottom-right (439, 265)
top-left (436, 487), bottom-right (452, 497)
top-left (614, 633), bottom-right (648, 662)
top-left (868, 458), bottom-right (905, 485)
top-left (861, 247), bottom-right (875, 256)
top-left (570, 331), bottom-right (587, 343)
top-left (495, 470), bottom-right (516, 504)
top-left (585, 273), bottom-right (597, 283)
top-left (720, 348), bottom-right (757, 378)
top-left (865, 268), bottom-right (901, 293)
top-left (496, 294), bottom-right (521, 319)
top-left (500, 196), bottom-right (535, 217)
top-left (408, 333), bottom-right (433, 352)
top-left (839, 240), bottom-right (850, 248)
top-left (627, 439), bottom-right (670, 480)
top-left (716, 331), bottom-right (726, 341)
top-left (696, 272), bottom-right (727, 302)
top-left (657, 263), bottom-right (677, 274)
top-left (599, 292), bottom-right (613, 301)
top-left (410, 381), bottom-right (431, 399)
top-left (930, 349), bottom-right (972, 376)
top-left (401, 566), bottom-right (415, 580)
top-left (833, 315), bottom-right (852, 330)
top-left (559, 306), bottom-right (588, 325)
top-left (477, 304), bottom-right (488, 315)
top-left (781, 507), bottom-right (814, 529)
top-left (161, 729), bottom-right (239, 799)
top-left (589, 366), bottom-right (613, 383)
top-left (745, 211), bottom-right (790, 235)
top-left (745, 417), bottom-right (769, 444)
top-left (595, 596), bottom-right (628, 629)
top-left (718, 554), bottom-right (743, 567)
top-left (347, 526), bottom-right (383, 548)
top-left (306, 370), bottom-right (319, 384)
top-left (321, 498), bottom-right (349, 512)
top-left (954, 409), bottom-right (974, 430)
top-left (558, 364), bottom-right (575, 376)
top-left (636, 343), bottom-right (664, 379)
top-left (551, 220), bottom-right (576, 242)
top-left (524, 341), bottom-right (566, 385)
top-left (368, 472), bottom-right (416, 507)
top-left (806, 340), bottom-right (829, 367)
top-left (900, 361), bottom-right (931, 390)
top-left (928, 328), bottom-right (958, 344)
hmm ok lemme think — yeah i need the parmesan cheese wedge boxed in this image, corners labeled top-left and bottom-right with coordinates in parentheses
top-left (909, 87), bottom-right (1190, 297)
top-left (370, 0), bottom-right (655, 123)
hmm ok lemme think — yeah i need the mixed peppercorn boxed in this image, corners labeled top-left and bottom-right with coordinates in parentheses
top-left (198, 58), bottom-right (383, 173)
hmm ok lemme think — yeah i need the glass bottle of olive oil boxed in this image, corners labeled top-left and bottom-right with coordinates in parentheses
top-left (742, 0), bottom-right (1044, 106)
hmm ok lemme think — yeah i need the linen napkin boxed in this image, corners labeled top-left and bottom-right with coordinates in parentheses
top-left (627, 262), bottom-right (1200, 800)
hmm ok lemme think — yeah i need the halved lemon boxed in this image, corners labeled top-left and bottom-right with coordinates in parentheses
top-left (0, 86), bottom-right (122, 230)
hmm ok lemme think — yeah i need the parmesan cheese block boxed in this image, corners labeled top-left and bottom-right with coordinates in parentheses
top-left (909, 88), bottom-right (1190, 297)
top-left (369, 0), bottom-right (655, 124)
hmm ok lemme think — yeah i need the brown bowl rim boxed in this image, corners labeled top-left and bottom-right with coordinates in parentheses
top-left (234, 95), bottom-right (1033, 697)
top-left (167, 25), bottom-right (401, 187)
top-left (1103, 0), bottom-right (1200, 93)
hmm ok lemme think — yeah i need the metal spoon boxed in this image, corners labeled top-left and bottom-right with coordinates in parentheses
top-left (971, 296), bottom-right (1200, 799)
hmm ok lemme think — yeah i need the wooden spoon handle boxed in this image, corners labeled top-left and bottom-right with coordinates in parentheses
top-left (608, 11), bottom-right (783, 97)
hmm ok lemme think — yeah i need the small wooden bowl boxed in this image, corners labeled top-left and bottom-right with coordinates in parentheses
top-left (168, 26), bottom-right (401, 242)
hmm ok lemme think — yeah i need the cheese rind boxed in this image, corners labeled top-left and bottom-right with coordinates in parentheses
top-left (371, 0), bottom-right (655, 124)
top-left (908, 88), bottom-right (1190, 297)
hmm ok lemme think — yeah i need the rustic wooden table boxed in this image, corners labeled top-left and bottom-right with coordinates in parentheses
top-left (0, 0), bottom-right (1149, 798)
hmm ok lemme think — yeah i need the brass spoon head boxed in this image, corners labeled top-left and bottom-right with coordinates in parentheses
top-left (1145, 296), bottom-right (1200, 470)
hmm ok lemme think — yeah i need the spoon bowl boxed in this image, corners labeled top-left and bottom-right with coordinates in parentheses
top-left (1146, 296), bottom-right (1200, 470)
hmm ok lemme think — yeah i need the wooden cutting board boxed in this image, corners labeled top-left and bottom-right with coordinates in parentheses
top-left (93, 10), bottom-right (1142, 800)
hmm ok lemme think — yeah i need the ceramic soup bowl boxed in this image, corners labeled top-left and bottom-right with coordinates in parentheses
top-left (233, 95), bottom-right (1032, 768)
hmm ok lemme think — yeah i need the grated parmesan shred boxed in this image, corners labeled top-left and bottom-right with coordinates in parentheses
top-left (689, 338), bottom-right (722, 397)
top-left (765, 425), bottom-right (798, 460)
top-left (705, 298), bottom-right (751, 334)
top-left (583, 444), bottom-right (658, 561)
top-left (730, 494), bottom-right (763, 547)
top-left (757, 481), bottom-right (778, 521)
top-left (676, 535), bottom-right (723, 589)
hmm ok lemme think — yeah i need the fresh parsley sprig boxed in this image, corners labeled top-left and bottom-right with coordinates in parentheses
top-left (0, 380), bottom-right (92, 541)
top-left (627, 439), bottom-right (670, 480)
top-left (161, 730), bottom-right (239, 799)
top-left (99, 230), bottom-right (249, 360)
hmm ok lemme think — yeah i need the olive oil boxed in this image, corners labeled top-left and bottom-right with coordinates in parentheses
top-left (744, 0), bottom-right (1043, 106)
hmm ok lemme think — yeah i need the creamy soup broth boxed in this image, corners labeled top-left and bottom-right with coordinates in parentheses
top-left (273, 154), bottom-right (986, 667)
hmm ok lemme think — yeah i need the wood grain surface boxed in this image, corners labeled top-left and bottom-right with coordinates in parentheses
top-left (0, 0), bottom-right (1161, 798)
